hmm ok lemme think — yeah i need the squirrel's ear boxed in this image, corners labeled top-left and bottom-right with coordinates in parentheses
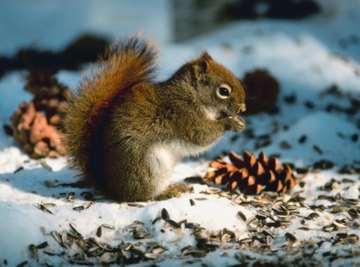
top-left (192, 51), bottom-right (212, 78)
top-left (192, 60), bottom-right (209, 79)
top-left (194, 53), bottom-right (211, 74)
top-left (197, 60), bottom-right (209, 73)
top-left (201, 51), bottom-right (213, 61)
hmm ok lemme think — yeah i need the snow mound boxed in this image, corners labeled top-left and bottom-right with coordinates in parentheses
top-left (267, 112), bottom-right (359, 164)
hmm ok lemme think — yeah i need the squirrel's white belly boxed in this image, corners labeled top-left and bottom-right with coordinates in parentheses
top-left (147, 140), bottom-right (216, 194)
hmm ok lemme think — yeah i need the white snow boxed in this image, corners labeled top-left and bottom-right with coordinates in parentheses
top-left (0, 0), bottom-right (359, 266)
top-left (263, 112), bottom-right (360, 164)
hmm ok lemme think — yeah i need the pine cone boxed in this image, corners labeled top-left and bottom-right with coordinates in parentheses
top-left (10, 71), bottom-right (70, 158)
top-left (242, 69), bottom-right (280, 114)
top-left (205, 151), bottom-right (296, 194)
top-left (26, 70), bottom-right (71, 127)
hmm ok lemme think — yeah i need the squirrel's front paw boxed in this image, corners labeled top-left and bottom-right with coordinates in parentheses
top-left (223, 116), bottom-right (245, 132)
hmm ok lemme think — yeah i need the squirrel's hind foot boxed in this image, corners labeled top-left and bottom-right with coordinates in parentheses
top-left (154, 183), bottom-right (191, 201)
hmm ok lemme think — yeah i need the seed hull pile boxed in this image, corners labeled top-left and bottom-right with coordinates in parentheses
top-left (17, 168), bottom-right (359, 267)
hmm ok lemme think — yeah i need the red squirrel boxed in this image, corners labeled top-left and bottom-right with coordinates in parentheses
top-left (64, 37), bottom-right (246, 202)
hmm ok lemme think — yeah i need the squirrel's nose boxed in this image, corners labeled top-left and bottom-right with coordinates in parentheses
top-left (238, 103), bottom-right (246, 113)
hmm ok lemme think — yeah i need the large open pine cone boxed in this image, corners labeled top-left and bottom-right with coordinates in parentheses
top-left (205, 151), bottom-right (296, 194)
top-left (11, 70), bottom-right (69, 158)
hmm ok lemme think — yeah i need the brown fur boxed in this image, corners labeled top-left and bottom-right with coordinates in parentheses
top-left (64, 38), bottom-right (156, 186)
top-left (64, 38), bottom-right (246, 202)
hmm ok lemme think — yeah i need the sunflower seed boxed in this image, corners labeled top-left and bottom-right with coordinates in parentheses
top-left (28, 244), bottom-right (38, 259)
top-left (127, 203), bottom-right (145, 207)
top-left (39, 160), bottom-right (53, 171)
top-left (323, 224), bottom-right (336, 232)
top-left (305, 212), bottom-right (320, 220)
top-left (150, 245), bottom-right (166, 255)
top-left (279, 141), bottom-right (292, 149)
top-left (51, 231), bottom-right (65, 248)
top-left (312, 145), bottom-right (323, 155)
top-left (341, 178), bottom-right (355, 183)
top-left (102, 224), bottom-right (115, 230)
top-left (298, 135), bottom-right (307, 144)
top-left (16, 261), bottom-right (28, 267)
top-left (329, 205), bottom-right (346, 213)
top-left (185, 222), bottom-right (200, 229)
top-left (285, 232), bottom-right (297, 242)
top-left (333, 220), bottom-right (348, 229)
top-left (126, 221), bottom-right (148, 240)
top-left (167, 219), bottom-right (181, 229)
top-left (69, 223), bottom-right (82, 239)
top-left (36, 241), bottom-right (48, 249)
top-left (342, 198), bottom-right (358, 205)
top-left (237, 211), bottom-right (247, 221)
top-left (73, 205), bottom-right (84, 211)
top-left (13, 166), bottom-right (24, 174)
top-left (348, 208), bottom-right (359, 219)
top-left (73, 202), bottom-right (94, 211)
top-left (96, 226), bottom-right (102, 238)
top-left (144, 252), bottom-right (159, 260)
top-left (43, 250), bottom-right (62, 256)
top-left (37, 203), bottom-right (54, 215)
top-left (161, 208), bottom-right (170, 221)
top-left (183, 176), bottom-right (205, 184)
top-left (238, 237), bottom-right (253, 244)
top-left (313, 160), bottom-right (334, 170)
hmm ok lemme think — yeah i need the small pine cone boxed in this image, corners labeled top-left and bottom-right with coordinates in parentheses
top-left (25, 70), bottom-right (62, 97)
top-left (205, 151), bottom-right (297, 195)
top-left (11, 101), bottom-right (67, 159)
top-left (242, 69), bottom-right (280, 114)
top-left (25, 70), bottom-right (71, 127)
top-left (10, 71), bottom-right (70, 159)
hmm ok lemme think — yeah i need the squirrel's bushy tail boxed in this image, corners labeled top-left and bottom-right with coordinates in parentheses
top-left (64, 37), bottom-right (157, 184)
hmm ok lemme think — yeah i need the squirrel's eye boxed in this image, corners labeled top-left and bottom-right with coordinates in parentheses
top-left (216, 84), bottom-right (232, 99)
